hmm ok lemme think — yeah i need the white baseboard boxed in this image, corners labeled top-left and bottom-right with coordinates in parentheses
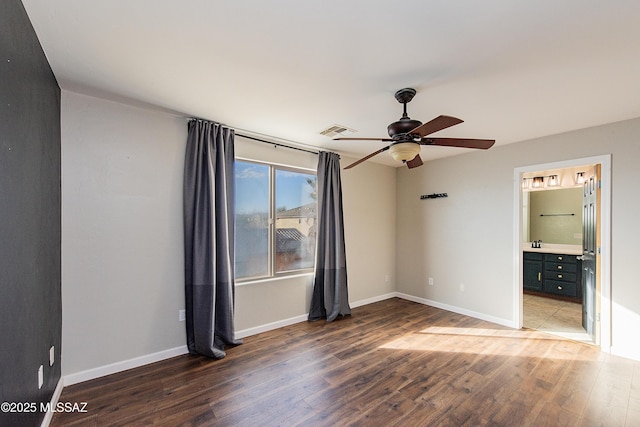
top-left (235, 293), bottom-right (398, 339)
top-left (61, 293), bottom-right (514, 388)
top-left (63, 345), bottom-right (188, 386)
top-left (40, 377), bottom-right (64, 427)
top-left (610, 345), bottom-right (640, 362)
top-left (395, 292), bottom-right (517, 329)
top-left (235, 314), bottom-right (309, 339)
top-left (350, 292), bottom-right (397, 308)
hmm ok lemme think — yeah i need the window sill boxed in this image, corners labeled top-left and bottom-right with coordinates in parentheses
top-left (236, 271), bottom-right (314, 286)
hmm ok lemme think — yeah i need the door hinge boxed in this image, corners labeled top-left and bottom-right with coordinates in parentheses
top-left (598, 246), bottom-right (601, 254)
top-left (596, 312), bottom-right (601, 322)
top-left (598, 179), bottom-right (602, 189)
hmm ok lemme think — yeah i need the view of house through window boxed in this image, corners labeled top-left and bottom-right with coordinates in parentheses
top-left (235, 160), bottom-right (317, 280)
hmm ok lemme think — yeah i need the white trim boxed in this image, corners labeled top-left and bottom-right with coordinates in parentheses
top-left (350, 293), bottom-right (397, 308)
top-left (610, 344), bottom-right (640, 362)
top-left (236, 291), bottom-right (517, 341)
top-left (236, 272), bottom-right (314, 287)
top-left (513, 154), bottom-right (612, 352)
top-left (39, 378), bottom-right (64, 427)
top-left (235, 314), bottom-right (309, 339)
top-left (60, 295), bottom-right (398, 386)
top-left (395, 293), bottom-right (517, 329)
top-left (63, 346), bottom-right (188, 386)
top-left (235, 155), bottom-right (317, 174)
top-left (235, 293), bottom-right (398, 339)
top-left (60, 291), bottom-right (524, 389)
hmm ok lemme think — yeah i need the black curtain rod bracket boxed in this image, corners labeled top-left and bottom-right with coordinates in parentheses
top-left (540, 213), bottom-right (575, 217)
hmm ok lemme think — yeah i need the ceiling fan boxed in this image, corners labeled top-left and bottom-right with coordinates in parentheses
top-left (336, 88), bottom-right (495, 169)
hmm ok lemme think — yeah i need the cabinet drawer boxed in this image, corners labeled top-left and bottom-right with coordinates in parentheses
top-left (544, 271), bottom-right (577, 282)
top-left (544, 262), bottom-right (577, 274)
top-left (543, 280), bottom-right (578, 297)
top-left (544, 253), bottom-right (578, 264)
top-left (524, 252), bottom-right (543, 261)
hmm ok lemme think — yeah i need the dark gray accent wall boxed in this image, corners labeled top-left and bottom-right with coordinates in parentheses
top-left (1, 1), bottom-right (62, 426)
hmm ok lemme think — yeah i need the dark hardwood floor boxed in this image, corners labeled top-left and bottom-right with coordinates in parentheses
top-left (51, 298), bottom-right (640, 426)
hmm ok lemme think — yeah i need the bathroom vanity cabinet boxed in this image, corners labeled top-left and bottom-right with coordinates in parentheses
top-left (523, 251), bottom-right (582, 302)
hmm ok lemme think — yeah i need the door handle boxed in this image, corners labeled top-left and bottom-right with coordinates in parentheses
top-left (538, 272), bottom-right (541, 282)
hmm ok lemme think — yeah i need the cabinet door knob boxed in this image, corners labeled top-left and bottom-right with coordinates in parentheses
top-left (557, 286), bottom-right (563, 290)
top-left (558, 256), bottom-right (563, 260)
top-left (557, 265), bottom-right (563, 270)
top-left (558, 274), bottom-right (563, 279)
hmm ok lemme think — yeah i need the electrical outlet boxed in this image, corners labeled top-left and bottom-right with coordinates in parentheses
top-left (179, 309), bottom-right (186, 322)
top-left (38, 365), bottom-right (43, 389)
top-left (428, 277), bottom-right (434, 286)
top-left (49, 346), bottom-right (55, 366)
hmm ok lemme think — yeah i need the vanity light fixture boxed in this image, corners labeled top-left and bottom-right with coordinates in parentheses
top-left (575, 172), bottom-right (585, 185)
top-left (532, 176), bottom-right (544, 189)
top-left (547, 175), bottom-right (559, 187)
top-left (522, 177), bottom-right (531, 189)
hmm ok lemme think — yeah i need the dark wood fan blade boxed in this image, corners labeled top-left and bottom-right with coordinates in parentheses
top-left (406, 154), bottom-right (423, 169)
top-left (334, 137), bottom-right (394, 142)
top-left (344, 146), bottom-right (390, 169)
top-left (408, 115), bottom-right (463, 138)
top-left (421, 137), bottom-right (495, 150)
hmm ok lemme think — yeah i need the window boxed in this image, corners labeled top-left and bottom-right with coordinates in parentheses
top-left (235, 160), bottom-right (317, 281)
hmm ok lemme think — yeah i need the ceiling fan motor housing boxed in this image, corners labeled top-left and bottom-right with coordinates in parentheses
top-left (388, 88), bottom-right (422, 139)
top-left (387, 118), bottom-right (423, 139)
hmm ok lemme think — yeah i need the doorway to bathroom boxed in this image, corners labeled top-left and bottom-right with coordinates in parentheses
top-left (514, 155), bottom-right (611, 350)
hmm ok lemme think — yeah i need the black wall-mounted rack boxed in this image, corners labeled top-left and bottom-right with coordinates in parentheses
top-left (420, 193), bottom-right (448, 200)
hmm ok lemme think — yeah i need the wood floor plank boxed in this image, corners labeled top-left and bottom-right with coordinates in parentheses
top-left (50, 298), bottom-right (640, 426)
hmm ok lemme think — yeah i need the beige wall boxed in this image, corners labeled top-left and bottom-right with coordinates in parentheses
top-left (61, 92), bottom-right (187, 377)
top-left (396, 117), bottom-right (640, 361)
top-left (61, 92), bottom-right (397, 378)
top-left (61, 89), bottom-right (640, 380)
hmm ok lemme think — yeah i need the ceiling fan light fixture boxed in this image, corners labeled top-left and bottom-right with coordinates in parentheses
top-left (389, 142), bottom-right (421, 162)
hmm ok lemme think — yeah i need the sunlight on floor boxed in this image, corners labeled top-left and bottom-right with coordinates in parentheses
top-left (379, 324), bottom-right (600, 361)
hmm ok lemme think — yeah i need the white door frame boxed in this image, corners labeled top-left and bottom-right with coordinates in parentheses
top-left (513, 154), bottom-right (612, 351)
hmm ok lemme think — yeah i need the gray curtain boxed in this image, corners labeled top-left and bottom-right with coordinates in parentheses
top-left (308, 151), bottom-right (351, 321)
top-left (183, 119), bottom-right (241, 358)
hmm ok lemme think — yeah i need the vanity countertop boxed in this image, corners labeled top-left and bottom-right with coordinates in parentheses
top-left (523, 243), bottom-right (582, 255)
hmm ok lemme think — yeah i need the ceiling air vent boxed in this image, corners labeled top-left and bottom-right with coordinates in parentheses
top-left (319, 124), bottom-right (356, 138)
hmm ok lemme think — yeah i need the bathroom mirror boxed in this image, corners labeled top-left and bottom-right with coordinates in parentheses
top-left (523, 187), bottom-right (582, 244)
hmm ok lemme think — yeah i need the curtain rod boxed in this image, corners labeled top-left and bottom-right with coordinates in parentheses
top-left (236, 133), bottom-right (319, 155)
top-left (188, 117), bottom-right (320, 156)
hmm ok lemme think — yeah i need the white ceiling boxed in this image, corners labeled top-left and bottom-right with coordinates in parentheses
top-left (21, 0), bottom-right (640, 167)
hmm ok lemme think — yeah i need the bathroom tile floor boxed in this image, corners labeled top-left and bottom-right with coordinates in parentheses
top-left (523, 293), bottom-right (594, 344)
